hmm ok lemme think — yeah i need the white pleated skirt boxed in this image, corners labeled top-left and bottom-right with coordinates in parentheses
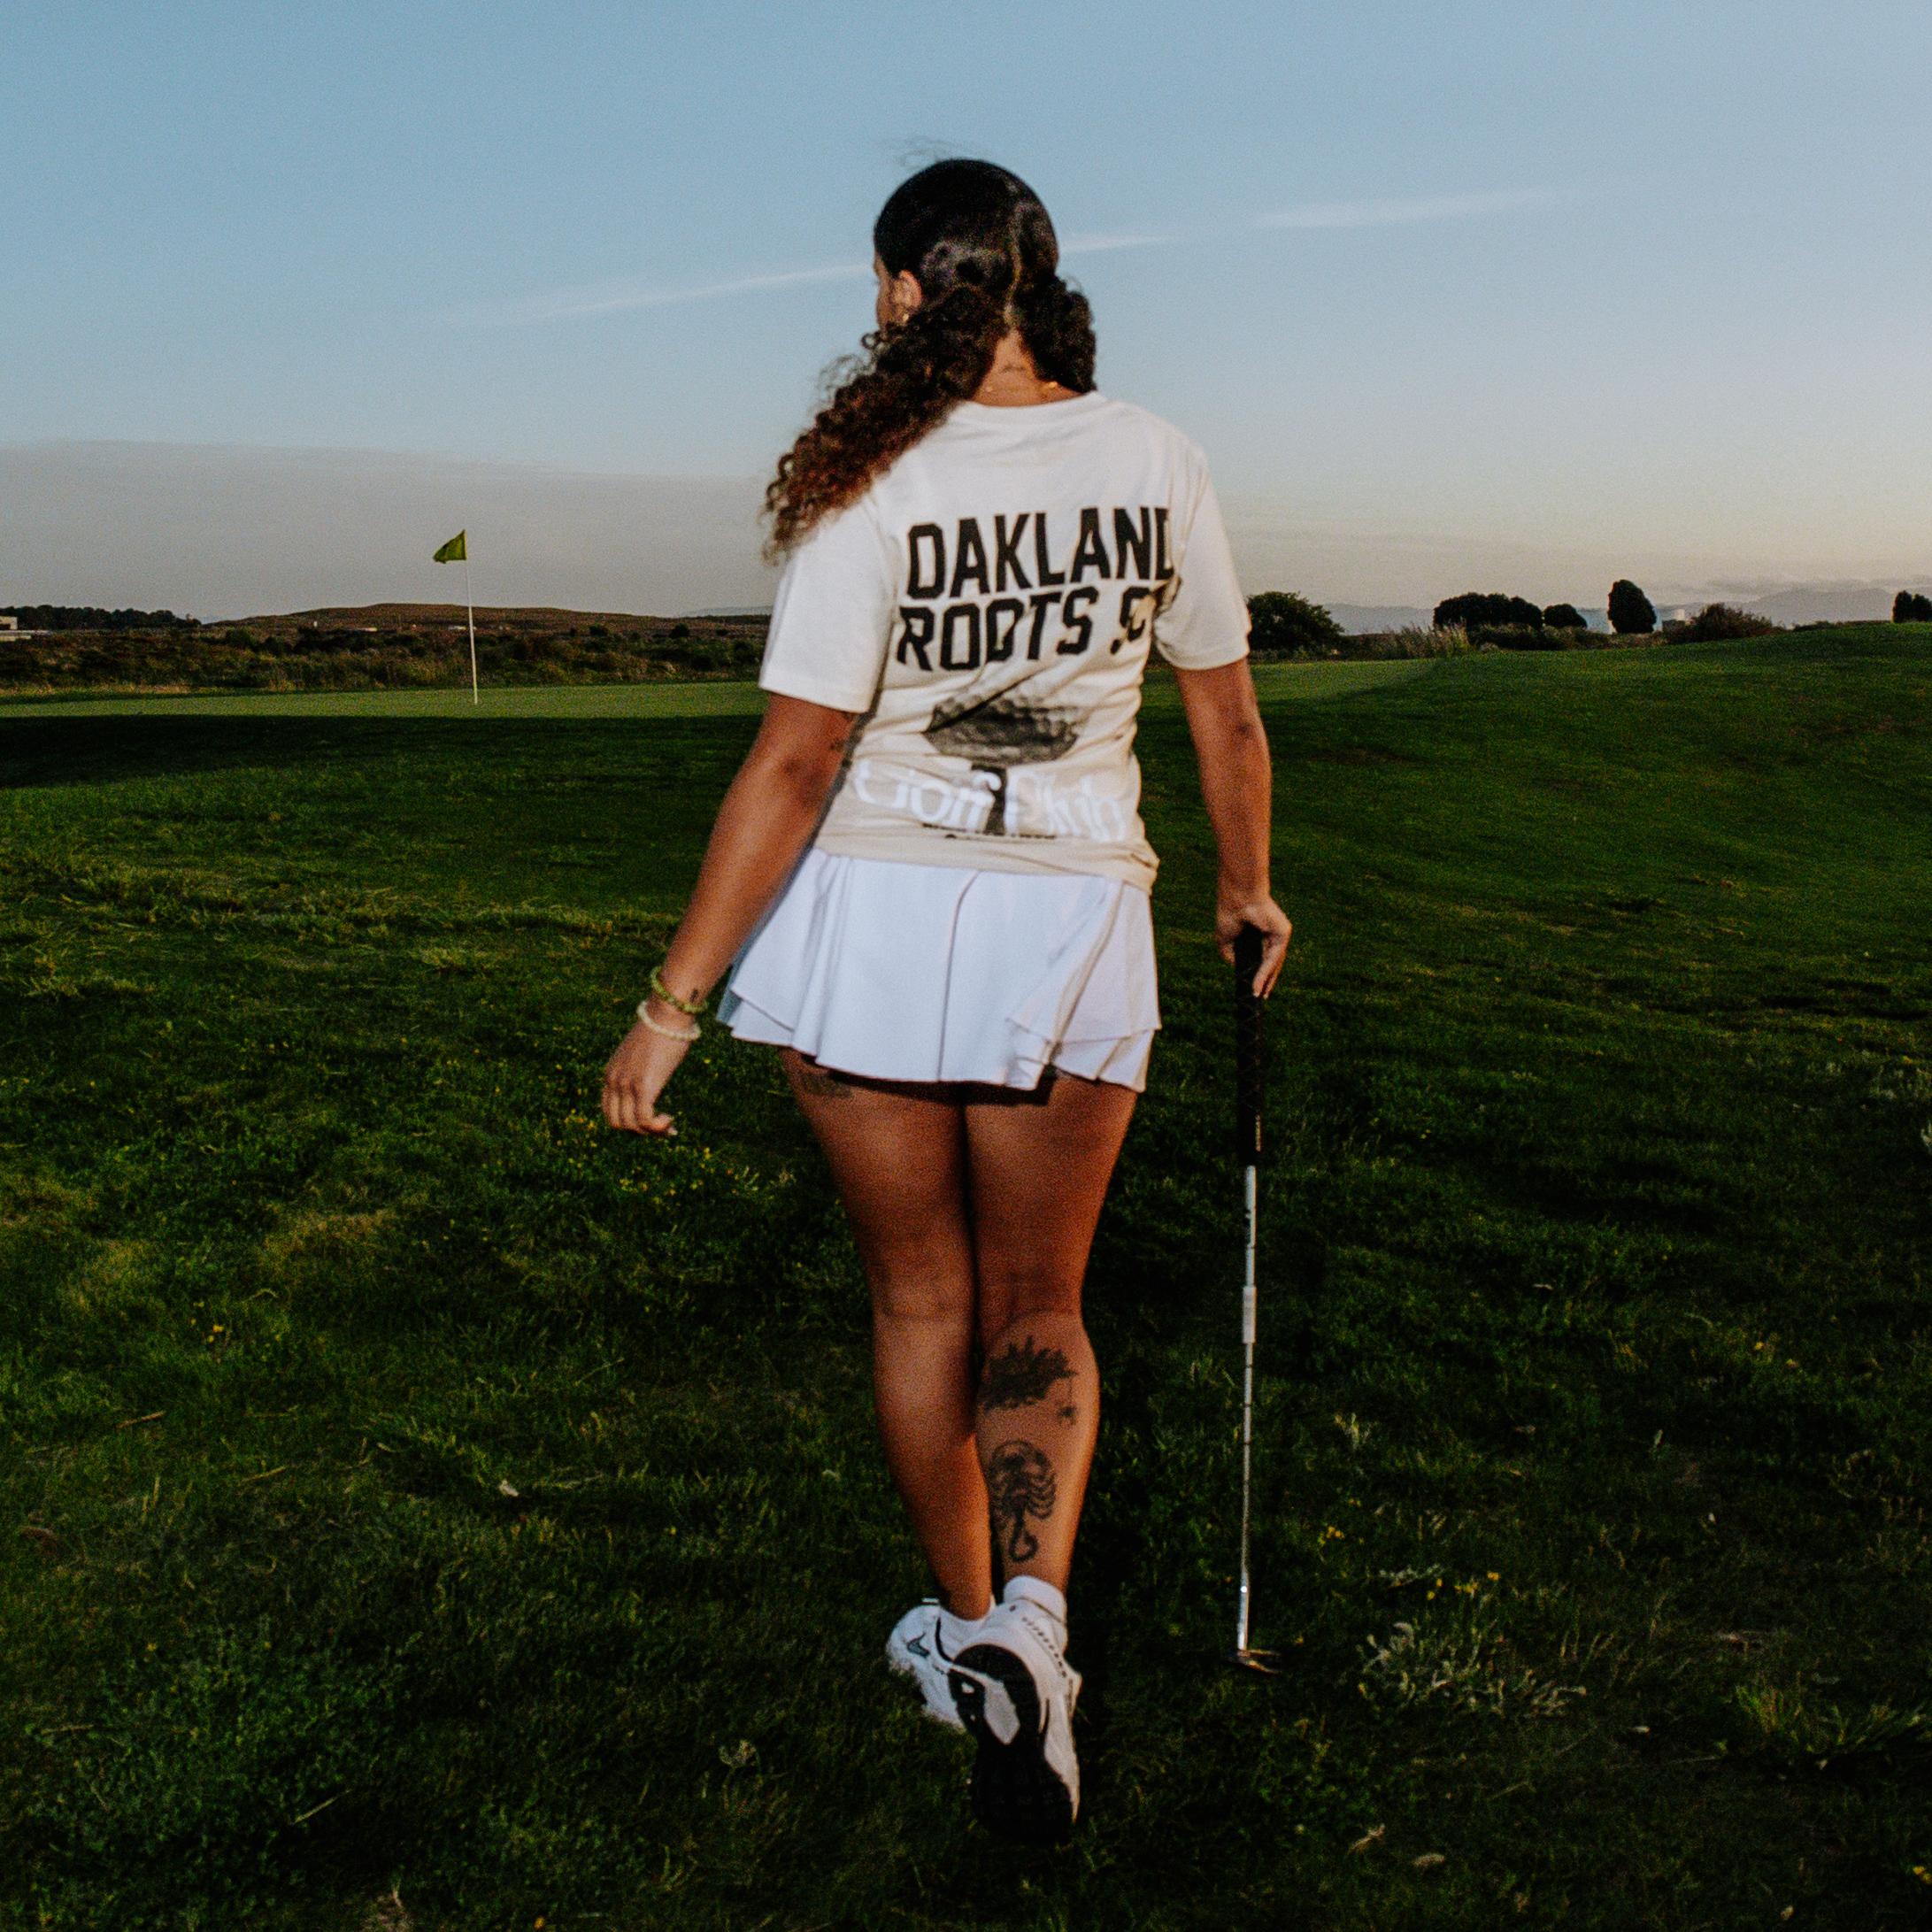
top-left (719, 850), bottom-right (1159, 1091)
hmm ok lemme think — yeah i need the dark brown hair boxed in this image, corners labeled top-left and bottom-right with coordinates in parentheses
top-left (763, 159), bottom-right (1097, 557)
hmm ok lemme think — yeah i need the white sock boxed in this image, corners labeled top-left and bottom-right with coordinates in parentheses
top-left (938, 1605), bottom-right (987, 1648)
top-left (1002, 1574), bottom-right (1067, 1626)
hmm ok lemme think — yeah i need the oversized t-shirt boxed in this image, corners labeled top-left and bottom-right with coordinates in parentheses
top-left (758, 392), bottom-right (1249, 892)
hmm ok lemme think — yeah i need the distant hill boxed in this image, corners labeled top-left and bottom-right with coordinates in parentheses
top-left (0, 602), bottom-right (768, 694)
top-left (1728, 586), bottom-right (1908, 627)
top-left (218, 601), bottom-right (750, 635)
top-left (1325, 604), bottom-right (1430, 635)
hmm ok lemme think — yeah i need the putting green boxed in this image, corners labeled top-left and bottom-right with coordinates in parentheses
top-left (0, 657), bottom-right (1429, 721)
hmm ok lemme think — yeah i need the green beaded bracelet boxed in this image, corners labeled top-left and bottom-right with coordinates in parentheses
top-left (648, 964), bottom-right (708, 1017)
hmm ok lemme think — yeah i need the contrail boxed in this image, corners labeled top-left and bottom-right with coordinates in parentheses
top-left (1060, 233), bottom-right (1175, 256)
top-left (468, 197), bottom-right (1554, 329)
top-left (470, 262), bottom-right (873, 327)
top-left (1255, 187), bottom-right (1572, 230)
top-left (468, 234), bottom-right (1173, 327)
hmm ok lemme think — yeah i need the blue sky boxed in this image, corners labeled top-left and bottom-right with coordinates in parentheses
top-left (5, 1), bottom-right (1930, 616)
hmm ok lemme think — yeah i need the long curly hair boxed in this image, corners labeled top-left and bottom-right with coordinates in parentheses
top-left (763, 159), bottom-right (1097, 558)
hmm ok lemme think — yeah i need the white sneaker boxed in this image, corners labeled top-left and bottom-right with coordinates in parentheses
top-left (886, 1599), bottom-right (982, 1730)
top-left (949, 1578), bottom-right (1081, 1843)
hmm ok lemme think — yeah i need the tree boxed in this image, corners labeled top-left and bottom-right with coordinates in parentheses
top-left (0, 604), bottom-right (196, 632)
top-left (1679, 602), bottom-right (1778, 641)
top-left (1606, 580), bottom-right (1656, 635)
top-left (1432, 592), bottom-right (1544, 631)
top-left (1894, 589), bottom-right (1932, 623)
top-left (1247, 590), bottom-right (1343, 657)
top-left (1542, 603), bottom-right (1589, 630)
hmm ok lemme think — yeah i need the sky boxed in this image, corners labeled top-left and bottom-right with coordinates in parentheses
top-left (4, 1), bottom-right (1930, 620)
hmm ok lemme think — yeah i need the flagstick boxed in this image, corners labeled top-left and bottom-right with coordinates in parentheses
top-left (465, 556), bottom-right (478, 705)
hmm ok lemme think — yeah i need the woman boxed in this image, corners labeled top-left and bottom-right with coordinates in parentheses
top-left (603, 159), bottom-right (1289, 1844)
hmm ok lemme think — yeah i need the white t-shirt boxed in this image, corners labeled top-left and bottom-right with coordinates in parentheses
top-left (758, 392), bottom-right (1249, 892)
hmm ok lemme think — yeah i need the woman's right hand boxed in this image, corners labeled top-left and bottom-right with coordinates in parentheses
top-left (595, 696), bottom-right (856, 1138)
top-left (602, 1009), bottom-right (695, 1136)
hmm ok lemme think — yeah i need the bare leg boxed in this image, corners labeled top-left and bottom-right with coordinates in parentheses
top-left (781, 1051), bottom-right (992, 1619)
top-left (966, 1074), bottom-right (1137, 1596)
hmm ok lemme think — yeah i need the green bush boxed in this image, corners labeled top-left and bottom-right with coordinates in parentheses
top-left (1542, 603), bottom-right (1589, 630)
top-left (1434, 592), bottom-right (1543, 630)
top-left (1472, 625), bottom-right (1577, 652)
top-left (1678, 602), bottom-right (1780, 641)
top-left (1606, 580), bottom-right (1656, 635)
top-left (0, 604), bottom-right (197, 632)
top-left (1349, 625), bottom-right (1472, 658)
top-left (1245, 591), bottom-right (1343, 657)
top-left (1893, 589), bottom-right (1932, 623)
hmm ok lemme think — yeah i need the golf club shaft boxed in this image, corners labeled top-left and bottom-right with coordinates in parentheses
top-left (1236, 1161), bottom-right (1257, 1654)
top-left (1233, 925), bottom-right (1265, 1657)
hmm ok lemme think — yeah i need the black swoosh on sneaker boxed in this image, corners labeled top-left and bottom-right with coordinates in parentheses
top-left (951, 1641), bottom-right (1073, 1846)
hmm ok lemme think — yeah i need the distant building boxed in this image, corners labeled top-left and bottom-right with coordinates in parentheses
top-left (0, 616), bottom-right (16, 632)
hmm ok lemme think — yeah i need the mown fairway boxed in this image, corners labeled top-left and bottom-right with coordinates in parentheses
top-left (3, 630), bottom-right (1928, 1929)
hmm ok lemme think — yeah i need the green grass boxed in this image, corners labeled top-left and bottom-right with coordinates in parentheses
top-left (0, 656), bottom-right (1426, 720)
top-left (0, 682), bottom-right (773, 720)
top-left (3, 626), bottom-right (1929, 1929)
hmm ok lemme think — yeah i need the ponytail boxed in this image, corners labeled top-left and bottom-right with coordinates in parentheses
top-left (764, 160), bottom-right (1097, 558)
top-left (1012, 273), bottom-right (1095, 395)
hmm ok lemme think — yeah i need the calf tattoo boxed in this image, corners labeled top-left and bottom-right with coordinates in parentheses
top-left (986, 1438), bottom-right (1058, 1563)
top-left (981, 1335), bottom-right (1075, 1412)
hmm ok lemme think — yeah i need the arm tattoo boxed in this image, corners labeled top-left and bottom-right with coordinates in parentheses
top-left (980, 1335), bottom-right (1075, 1412)
top-left (986, 1438), bottom-right (1057, 1563)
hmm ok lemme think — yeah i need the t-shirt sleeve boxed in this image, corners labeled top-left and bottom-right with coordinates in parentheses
top-left (758, 496), bottom-right (898, 712)
top-left (1151, 464), bottom-right (1250, 670)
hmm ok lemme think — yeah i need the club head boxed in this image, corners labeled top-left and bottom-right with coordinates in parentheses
top-left (1226, 1648), bottom-right (1280, 1677)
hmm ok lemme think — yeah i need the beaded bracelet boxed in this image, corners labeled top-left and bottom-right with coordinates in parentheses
top-left (636, 999), bottom-right (700, 1043)
top-left (649, 964), bottom-right (707, 1017)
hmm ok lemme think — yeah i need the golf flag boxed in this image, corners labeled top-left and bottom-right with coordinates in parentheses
top-left (432, 529), bottom-right (479, 702)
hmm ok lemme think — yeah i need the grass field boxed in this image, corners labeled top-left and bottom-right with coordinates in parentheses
top-left (3, 627), bottom-right (1929, 1929)
top-left (0, 657), bottom-right (1425, 720)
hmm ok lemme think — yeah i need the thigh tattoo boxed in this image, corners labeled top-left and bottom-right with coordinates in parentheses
top-left (795, 1062), bottom-right (854, 1098)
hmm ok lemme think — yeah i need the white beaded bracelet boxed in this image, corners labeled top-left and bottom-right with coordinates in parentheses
top-left (636, 1000), bottom-right (700, 1043)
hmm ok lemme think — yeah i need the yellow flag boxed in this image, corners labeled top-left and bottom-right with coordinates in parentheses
top-left (433, 530), bottom-right (466, 563)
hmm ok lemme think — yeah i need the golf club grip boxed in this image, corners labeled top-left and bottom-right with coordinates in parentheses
top-left (1235, 925), bottom-right (1265, 1164)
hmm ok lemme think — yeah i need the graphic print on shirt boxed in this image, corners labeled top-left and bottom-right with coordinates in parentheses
top-left (923, 693), bottom-right (1079, 835)
top-left (886, 506), bottom-right (1175, 842)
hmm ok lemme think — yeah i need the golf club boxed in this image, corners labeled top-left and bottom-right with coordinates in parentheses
top-left (1229, 923), bottom-right (1277, 1674)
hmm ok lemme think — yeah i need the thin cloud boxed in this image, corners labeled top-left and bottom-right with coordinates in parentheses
top-left (468, 232), bottom-right (1174, 327)
top-left (1059, 233), bottom-right (1176, 257)
top-left (1255, 187), bottom-right (1573, 230)
top-left (467, 261), bottom-right (872, 327)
